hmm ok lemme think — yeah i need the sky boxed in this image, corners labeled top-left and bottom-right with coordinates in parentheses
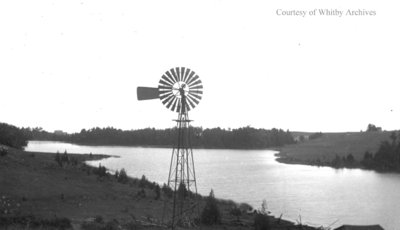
top-left (0, 0), bottom-right (399, 133)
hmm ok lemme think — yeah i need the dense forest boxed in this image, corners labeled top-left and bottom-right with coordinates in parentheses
top-left (0, 123), bottom-right (29, 149)
top-left (23, 126), bottom-right (295, 149)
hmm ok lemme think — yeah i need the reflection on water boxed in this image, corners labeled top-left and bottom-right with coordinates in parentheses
top-left (26, 141), bottom-right (400, 229)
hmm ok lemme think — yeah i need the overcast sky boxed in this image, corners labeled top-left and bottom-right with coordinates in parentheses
top-left (1, 0), bottom-right (399, 133)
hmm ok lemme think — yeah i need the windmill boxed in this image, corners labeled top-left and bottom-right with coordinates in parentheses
top-left (137, 67), bottom-right (203, 228)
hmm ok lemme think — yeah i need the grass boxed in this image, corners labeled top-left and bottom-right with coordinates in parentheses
top-left (0, 147), bottom-right (317, 229)
top-left (276, 131), bottom-right (392, 164)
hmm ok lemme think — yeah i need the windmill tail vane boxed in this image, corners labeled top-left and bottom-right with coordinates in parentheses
top-left (137, 67), bottom-right (203, 229)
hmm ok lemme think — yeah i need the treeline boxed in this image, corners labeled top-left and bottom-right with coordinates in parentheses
top-left (0, 122), bottom-right (29, 149)
top-left (362, 131), bottom-right (400, 171)
top-left (24, 126), bottom-right (295, 149)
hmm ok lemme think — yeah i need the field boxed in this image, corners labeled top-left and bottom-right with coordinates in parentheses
top-left (0, 147), bottom-right (316, 229)
top-left (277, 131), bottom-right (392, 164)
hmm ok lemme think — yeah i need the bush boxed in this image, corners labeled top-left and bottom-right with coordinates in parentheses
top-left (200, 189), bottom-right (221, 225)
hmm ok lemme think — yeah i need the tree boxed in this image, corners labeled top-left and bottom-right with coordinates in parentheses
top-left (154, 184), bottom-right (161, 200)
top-left (139, 175), bottom-right (147, 188)
top-left (366, 124), bottom-right (380, 132)
top-left (346, 153), bottom-right (355, 162)
top-left (117, 168), bottom-right (128, 184)
top-left (201, 189), bottom-right (221, 225)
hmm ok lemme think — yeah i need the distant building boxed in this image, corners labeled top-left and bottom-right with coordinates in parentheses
top-left (54, 130), bottom-right (67, 136)
top-left (294, 135), bottom-right (309, 142)
top-left (335, 225), bottom-right (384, 230)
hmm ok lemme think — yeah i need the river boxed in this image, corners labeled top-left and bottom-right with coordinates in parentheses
top-left (25, 141), bottom-right (400, 229)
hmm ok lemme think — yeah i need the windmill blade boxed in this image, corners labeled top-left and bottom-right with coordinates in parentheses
top-left (171, 98), bottom-right (179, 112)
top-left (161, 95), bottom-right (175, 107)
top-left (190, 85), bottom-right (203, 90)
top-left (188, 79), bottom-right (202, 88)
top-left (161, 74), bottom-right (175, 86)
top-left (170, 68), bottom-right (179, 82)
top-left (189, 90), bottom-right (203, 95)
top-left (165, 71), bottom-right (176, 84)
top-left (160, 91), bottom-right (173, 101)
top-left (189, 92), bottom-right (202, 100)
top-left (159, 79), bottom-right (172, 88)
top-left (182, 68), bottom-right (190, 83)
top-left (186, 71), bottom-right (195, 83)
top-left (187, 94), bottom-right (200, 105)
top-left (176, 67), bottom-right (181, 81)
top-left (166, 96), bottom-right (176, 110)
top-left (137, 87), bottom-right (160, 100)
top-left (186, 96), bottom-right (196, 109)
top-left (187, 75), bottom-right (199, 86)
top-left (181, 67), bottom-right (187, 82)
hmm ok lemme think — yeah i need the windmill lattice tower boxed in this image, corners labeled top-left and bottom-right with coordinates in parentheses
top-left (137, 67), bottom-right (203, 228)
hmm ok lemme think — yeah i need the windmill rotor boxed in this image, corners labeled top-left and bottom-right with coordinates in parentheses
top-left (137, 67), bottom-right (203, 113)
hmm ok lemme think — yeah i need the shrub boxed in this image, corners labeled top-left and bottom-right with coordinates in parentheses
top-left (200, 189), bottom-right (221, 225)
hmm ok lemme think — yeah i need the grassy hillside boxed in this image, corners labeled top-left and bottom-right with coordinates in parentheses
top-left (0, 147), bottom-right (316, 229)
top-left (277, 131), bottom-right (392, 163)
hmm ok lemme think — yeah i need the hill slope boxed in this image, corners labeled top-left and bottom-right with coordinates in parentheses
top-left (277, 131), bottom-right (391, 164)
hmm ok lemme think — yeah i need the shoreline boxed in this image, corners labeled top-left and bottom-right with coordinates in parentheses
top-left (275, 151), bottom-right (400, 174)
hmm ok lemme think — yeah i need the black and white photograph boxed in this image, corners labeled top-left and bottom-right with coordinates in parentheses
top-left (0, 1), bottom-right (399, 229)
